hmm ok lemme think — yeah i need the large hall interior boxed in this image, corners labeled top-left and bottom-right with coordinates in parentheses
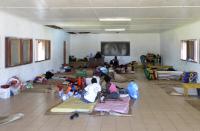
top-left (1, 0), bottom-right (200, 131)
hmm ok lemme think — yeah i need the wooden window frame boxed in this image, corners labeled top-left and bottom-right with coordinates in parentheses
top-left (180, 39), bottom-right (198, 63)
top-left (35, 39), bottom-right (51, 62)
top-left (5, 37), bottom-right (33, 68)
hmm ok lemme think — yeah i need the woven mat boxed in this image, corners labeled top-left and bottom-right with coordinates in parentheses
top-left (23, 84), bottom-right (55, 93)
top-left (46, 98), bottom-right (96, 115)
top-left (46, 98), bottom-right (133, 117)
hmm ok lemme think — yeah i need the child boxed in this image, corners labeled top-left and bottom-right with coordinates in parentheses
top-left (85, 75), bottom-right (100, 86)
top-left (81, 78), bottom-right (101, 103)
top-left (103, 75), bottom-right (119, 99)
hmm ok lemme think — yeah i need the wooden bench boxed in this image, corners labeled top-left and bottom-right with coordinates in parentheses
top-left (182, 83), bottom-right (200, 96)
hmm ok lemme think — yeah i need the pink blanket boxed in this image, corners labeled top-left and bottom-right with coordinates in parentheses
top-left (94, 97), bottom-right (130, 114)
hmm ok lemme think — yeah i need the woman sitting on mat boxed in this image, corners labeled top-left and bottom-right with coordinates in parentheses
top-left (103, 75), bottom-right (120, 99)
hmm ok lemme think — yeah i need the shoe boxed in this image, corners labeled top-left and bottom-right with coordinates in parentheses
top-left (70, 112), bottom-right (79, 120)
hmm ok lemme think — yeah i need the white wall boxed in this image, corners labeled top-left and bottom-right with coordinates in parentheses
top-left (0, 11), bottom-right (70, 85)
top-left (160, 21), bottom-right (200, 81)
top-left (70, 33), bottom-right (160, 64)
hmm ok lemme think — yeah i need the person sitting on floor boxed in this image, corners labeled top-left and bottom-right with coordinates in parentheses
top-left (93, 66), bottom-right (108, 77)
top-left (94, 51), bottom-right (102, 59)
top-left (110, 56), bottom-right (119, 69)
top-left (103, 75), bottom-right (120, 99)
top-left (85, 75), bottom-right (100, 85)
top-left (81, 78), bottom-right (101, 103)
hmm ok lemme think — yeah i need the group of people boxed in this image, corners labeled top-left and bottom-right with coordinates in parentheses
top-left (79, 56), bottom-right (124, 103)
top-left (80, 73), bottom-right (122, 103)
top-left (75, 56), bottom-right (138, 103)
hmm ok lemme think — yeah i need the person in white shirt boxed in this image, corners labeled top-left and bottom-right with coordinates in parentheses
top-left (81, 78), bottom-right (101, 103)
top-left (85, 76), bottom-right (100, 86)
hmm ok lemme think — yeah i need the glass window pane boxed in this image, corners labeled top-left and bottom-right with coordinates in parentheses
top-left (36, 40), bottom-right (50, 61)
top-left (181, 40), bottom-right (198, 62)
top-left (45, 42), bottom-right (50, 59)
top-left (10, 39), bottom-right (20, 66)
top-left (36, 40), bottom-right (45, 61)
top-left (187, 41), bottom-right (194, 60)
top-left (194, 41), bottom-right (198, 62)
top-left (22, 40), bottom-right (31, 63)
top-left (181, 41), bottom-right (187, 60)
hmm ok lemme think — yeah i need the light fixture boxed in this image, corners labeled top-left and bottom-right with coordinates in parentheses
top-left (105, 28), bottom-right (126, 32)
top-left (99, 17), bottom-right (132, 22)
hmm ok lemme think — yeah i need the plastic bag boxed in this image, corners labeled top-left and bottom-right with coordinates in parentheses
top-left (100, 67), bottom-right (108, 75)
top-left (7, 76), bottom-right (22, 95)
top-left (127, 81), bottom-right (139, 100)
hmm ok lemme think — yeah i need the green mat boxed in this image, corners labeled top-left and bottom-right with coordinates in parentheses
top-left (50, 97), bottom-right (96, 113)
top-left (75, 70), bottom-right (87, 77)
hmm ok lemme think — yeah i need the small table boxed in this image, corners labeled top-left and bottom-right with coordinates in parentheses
top-left (182, 83), bottom-right (200, 96)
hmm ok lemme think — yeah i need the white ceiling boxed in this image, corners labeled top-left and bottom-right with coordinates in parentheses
top-left (1, 0), bottom-right (200, 33)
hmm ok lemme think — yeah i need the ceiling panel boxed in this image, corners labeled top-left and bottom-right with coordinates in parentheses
top-left (45, 0), bottom-right (91, 7)
top-left (0, 0), bottom-right (40, 7)
top-left (187, 8), bottom-right (200, 17)
top-left (1, 0), bottom-right (200, 33)
top-left (59, 9), bottom-right (96, 19)
top-left (131, 18), bottom-right (194, 25)
top-left (94, 8), bottom-right (117, 17)
top-left (116, 0), bottom-right (138, 2)
top-left (138, 0), bottom-right (200, 6)
top-left (131, 8), bottom-right (191, 18)
top-left (90, 0), bottom-right (117, 4)
top-left (78, 9), bottom-right (96, 18)
top-left (162, 0), bottom-right (200, 6)
top-left (90, 0), bottom-right (119, 7)
top-left (2, 8), bottom-right (38, 18)
top-left (115, 2), bottom-right (139, 7)
top-left (114, 8), bottom-right (132, 17)
top-left (138, 0), bottom-right (169, 6)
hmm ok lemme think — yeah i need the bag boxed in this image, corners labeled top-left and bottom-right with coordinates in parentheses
top-left (127, 81), bottom-right (139, 100)
top-left (182, 72), bottom-right (197, 83)
top-left (100, 67), bottom-right (108, 75)
top-left (45, 71), bottom-right (54, 79)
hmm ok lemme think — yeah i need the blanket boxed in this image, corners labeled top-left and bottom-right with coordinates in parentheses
top-left (94, 97), bottom-right (130, 114)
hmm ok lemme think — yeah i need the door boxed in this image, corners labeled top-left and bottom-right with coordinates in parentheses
top-left (63, 41), bottom-right (66, 64)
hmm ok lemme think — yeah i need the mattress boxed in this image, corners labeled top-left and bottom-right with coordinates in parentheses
top-left (51, 97), bottom-right (96, 113)
top-left (157, 71), bottom-right (183, 80)
top-left (94, 97), bottom-right (130, 114)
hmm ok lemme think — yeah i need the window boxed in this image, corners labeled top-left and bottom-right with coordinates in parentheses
top-left (181, 39), bottom-right (198, 62)
top-left (35, 40), bottom-right (51, 62)
top-left (5, 37), bottom-right (33, 67)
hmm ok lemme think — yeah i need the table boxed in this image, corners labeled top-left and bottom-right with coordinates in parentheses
top-left (182, 83), bottom-right (200, 96)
